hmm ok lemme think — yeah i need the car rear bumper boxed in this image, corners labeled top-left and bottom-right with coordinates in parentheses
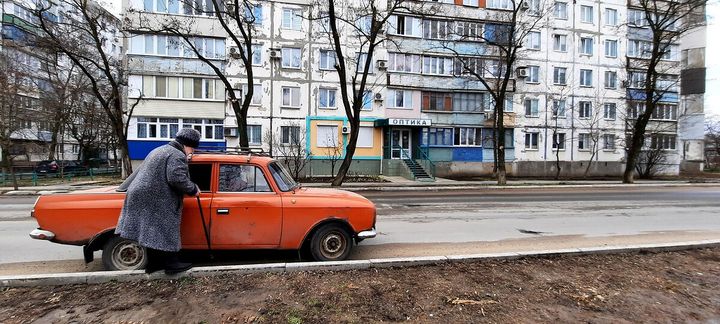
top-left (29, 228), bottom-right (55, 240)
top-left (357, 228), bottom-right (377, 239)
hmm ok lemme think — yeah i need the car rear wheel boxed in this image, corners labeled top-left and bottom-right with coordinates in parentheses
top-left (310, 224), bottom-right (352, 261)
top-left (101, 236), bottom-right (147, 271)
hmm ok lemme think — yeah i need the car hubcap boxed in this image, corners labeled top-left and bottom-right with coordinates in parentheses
top-left (113, 241), bottom-right (145, 269)
top-left (321, 232), bottom-right (345, 259)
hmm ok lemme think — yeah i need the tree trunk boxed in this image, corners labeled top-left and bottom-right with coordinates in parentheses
top-left (495, 100), bottom-right (507, 185)
top-left (234, 100), bottom-right (250, 148)
top-left (331, 118), bottom-right (360, 187)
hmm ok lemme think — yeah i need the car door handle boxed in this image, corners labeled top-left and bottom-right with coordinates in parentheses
top-left (217, 208), bottom-right (230, 215)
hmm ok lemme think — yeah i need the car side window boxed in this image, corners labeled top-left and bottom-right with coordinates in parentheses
top-left (219, 164), bottom-right (271, 193)
top-left (188, 163), bottom-right (212, 191)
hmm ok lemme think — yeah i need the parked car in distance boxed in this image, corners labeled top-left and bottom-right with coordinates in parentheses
top-left (29, 153), bottom-right (377, 270)
top-left (34, 160), bottom-right (87, 174)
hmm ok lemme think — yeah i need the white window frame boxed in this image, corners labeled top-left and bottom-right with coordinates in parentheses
top-left (282, 8), bottom-right (302, 30)
top-left (527, 65), bottom-right (540, 83)
top-left (578, 133), bottom-right (591, 150)
top-left (552, 99), bottom-right (566, 118)
top-left (604, 39), bottom-right (618, 58)
top-left (603, 103), bottom-right (617, 120)
top-left (553, 34), bottom-right (567, 52)
top-left (603, 134), bottom-right (616, 150)
top-left (580, 37), bottom-right (594, 56)
top-left (528, 31), bottom-right (541, 50)
top-left (554, 1), bottom-right (568, 19)
top-left (579, 101), bottom-right (592, 118)
top-left (524, 132), bottom-right (539, 150)
top-left (357, 127), bottom-right (374, 148)
top-left (553, 67), bottom-right (567, 85)
top-left (281, 86), bottom-right (301, 108)
top-left (552, 133), bottom-right (566, 150)
top-left (580, 69), bottom-right (593, 87)
top-left (604, 71), bottom-right (617, 89)
top-left (580, 5), bottom-right (594, 24)
top-left (318, 88), bottom-right (337, 109)
top-left (605, 8), bottom-right (618, 26)
top-left (386, 89), bottom-right (413, 109)
top-left (317, 125), bottom-right (339, 148)
top-left (281, 47), bottom-right (302, 69)
top-left (524, 98), bottom-right (540, 117)
top-left (319, 49), bottom-right (336, 70)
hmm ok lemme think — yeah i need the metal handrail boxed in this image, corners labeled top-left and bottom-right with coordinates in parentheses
top-left (416, 145), bottom-right (436, 180)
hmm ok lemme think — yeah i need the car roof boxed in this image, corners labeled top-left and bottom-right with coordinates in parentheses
top-left (189, 153), bottom-right (276, 164)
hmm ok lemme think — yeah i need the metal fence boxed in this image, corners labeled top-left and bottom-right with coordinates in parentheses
top-left (0, 166), bottom-right (121, 186)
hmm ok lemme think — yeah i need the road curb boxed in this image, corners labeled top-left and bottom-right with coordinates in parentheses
top-left (2, 240), bottom-right (719, 288)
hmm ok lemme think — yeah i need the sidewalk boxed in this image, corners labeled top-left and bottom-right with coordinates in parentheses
top-left (1, 176), bottom-right (718, 195)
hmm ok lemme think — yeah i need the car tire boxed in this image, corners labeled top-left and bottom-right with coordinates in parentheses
top-left (310, 224), bottom-right (352, 261)
top-left (101, 236), bottom-right (148, 271)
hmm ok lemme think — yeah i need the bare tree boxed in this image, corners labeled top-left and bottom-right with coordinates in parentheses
top-left (622, 0), bottom-right (707, 183)
top-left (35, 0), bottom-right (137, 177)
top-left (316, 0), bottom-right (433, 186)
top-left (129, 0), bottom-right (262, 147)
top-left (705, 116), bottom-right (720, 169)
top-left (264, 122), bottom-right (311, 180)
top-left (445, 0), bottom-right (550, 185)
top-left (0, 49), bottom-right (35, 190)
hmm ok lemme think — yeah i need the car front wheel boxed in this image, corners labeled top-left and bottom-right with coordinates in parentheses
top-left (101, 236), bottom-right (147, 271)
top-left (310, 224), bottom-right (352, 261)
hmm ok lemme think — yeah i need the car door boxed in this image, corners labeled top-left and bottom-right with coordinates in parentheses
top-left (210, 163), bottom-right (283, 248)
top-left (181, 162), bottom-right (215, 248)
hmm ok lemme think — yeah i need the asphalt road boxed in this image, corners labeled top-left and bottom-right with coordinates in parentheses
top-left (1, 185), bottom-right (720, 274)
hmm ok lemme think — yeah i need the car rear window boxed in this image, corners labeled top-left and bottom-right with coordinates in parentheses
top-left (218, 164), bottom-right (271, 193)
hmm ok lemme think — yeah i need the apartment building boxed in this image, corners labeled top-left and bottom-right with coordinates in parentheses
top-left (1, 0), bottom-right (121, 164)
top-left (121, 0), bottom-right (706, 179)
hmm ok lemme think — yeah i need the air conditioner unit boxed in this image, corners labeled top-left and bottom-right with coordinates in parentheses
top-left (516, 67), bottom-right (529, 78)
top-left (376, 59), bottom-right (388, 69)
top-left (229, 47), bottom-right (241, 59)
top-left (224, 127), bottom-right (238, 137)
top-left (269, 48), bottom-right (281, 59)
top-left (341, 126), bottom-right (351, 134)
top-left (233, 82), bottom-right (242, 89)
top-left (374, 92), bottom-right (383, 101)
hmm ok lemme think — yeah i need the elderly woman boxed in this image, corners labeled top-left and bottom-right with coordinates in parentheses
top-left (115, 128), bottom-right (201, 274)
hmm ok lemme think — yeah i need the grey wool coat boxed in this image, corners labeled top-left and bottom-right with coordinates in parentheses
top-left (115, 141), bottom-right (198, 251)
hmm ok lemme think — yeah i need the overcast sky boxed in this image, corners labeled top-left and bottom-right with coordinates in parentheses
top-left (102, 0), bottom-right (718, 117)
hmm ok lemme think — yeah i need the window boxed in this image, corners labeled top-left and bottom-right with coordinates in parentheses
top-left (580, 37), bottom-right (594, 55)
top-left (463, 0), bottom-right (479, 6)
top-left (319, 88), bottom-right (336, 109)
top-left (604, 103), bottom-right (617, 120)
top-left (387, 89), bottom-right (413, 109)
top-left (527, 31), bottom-right (541, 50)
top-left (628, 40), bottom-right (651, 58)
top-left (134, 76), bottom-right (221, 100)
top-left (455, 21), bottom-right (482, 40)
top-left (362, 91), bottom-right (373, 110)
top-left (628, 9), bottom-right (647, 27)
top-left (281, 48), bottom-right (301, 68)
top-left (422, 56), bottom-right (453, 75)
top-left (423, 128), bottom-right (454, 146)
top-left (388, 53), bottom-right (422, 73)
top-left (661, 44), bottom-right (679, 61)
top-left (554, 2), bottom-right (568, 19)
top-left (524, 132), bottom-right (539, 150)
top-left (603, 134), bottom-right (616, 150)
top-left (317, 125), bottom-right (339, 147)
top-left (281, 126), bottom-right (301, 145)
top-left (453, 93), bottom-right (485, 112)
top-left (454, 127), bottom-right (482, 146)
top-left (282, 8), bottom-right (302, 30)
top-left (357, 52), bottom-right (373, 73)
top-left (581, 5), bottom-right (594, 24)
top-left (245, 4), bottom-right (263, 25)
top-left (391, 15), bottom-right (422, 37)
top-left (552, 133), bottom-right (566, 150)
top-left (357, 127), bottom-right (374, 148)
top-left (527, 66), bottom-right (540, 83)
top-left (650, 134), bottom-right (676, 150)
top-left (183, 118), bottom-right (224, 140)
top-left (355, 16), bottom-right (372, 34)
top-left (219, 164), bottom-right (271, 192)
top-left (580, 69), bottom-right (593, 87)
top-left (422, 92), bottom-right (453, 111)
top-left (524, 98), bottom-right (539, 117)
top-left (528, 0), bottom-right (541, 14)
top-left (629, 71), bottom-right (647, 88)
top-left (628, 102), bottom-right (645, 119)
top-left (487, 0), bottom-right (512, 10)
top-left (553, 34), bottom-right (567, 52)
top-left (484, 24), bottom-right (511, 43)
top-left (282, 86), bottom-right (301, 107)
top-left (553, 67), bottom-right (567, 85)
top-left (578, 133), bottom-right (591, 150)
top-left (247, 125), bottom-right (262, 144)
top-left (604, 71), bottom-right (617, 89)
top-left (423, 20), bottom-right (450, 40)
top-left (605, 39), bottom-right (618, 57)
top-left (552, 100), bottom-right (566, 118)
top-left (234, 84), bottom-right (263, 105)
top-left (605, 8), bottom-right (617, 26)
top-left (250, 44), bottom-right (262, 65)
top-left (652, 104), bottom-right (678, 120)
top-left (319, 50), bottom-right (336, 70)
top-left (579, 101), bottom-right (592, 118)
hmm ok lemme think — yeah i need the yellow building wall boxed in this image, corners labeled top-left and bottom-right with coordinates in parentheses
top-left (308, 120), bottom-right (383, 158)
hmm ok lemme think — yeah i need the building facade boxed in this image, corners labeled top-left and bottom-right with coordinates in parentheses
top-left (121, 0), bottom-right (706, 179)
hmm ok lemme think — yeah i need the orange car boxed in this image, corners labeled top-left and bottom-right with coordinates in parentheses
top-left (29, 153), bottom-right (377, 270)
